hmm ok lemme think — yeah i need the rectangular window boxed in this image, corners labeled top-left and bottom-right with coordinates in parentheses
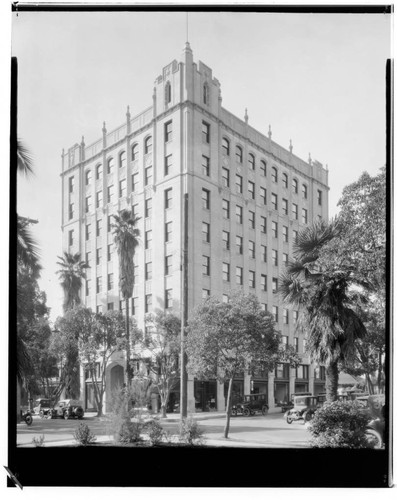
top-left (282, 198), bottom-right (288, 215)
top-left (282, 225), bottom-right (288, 243)
top-left (165, 221), bottom-right (172, 242)
top-left (68, 203), bottom-right (74, 220)
top-left (271, 193), bottom-right (278, 211)
top-left (85, 224), bottom-right (91, 241)
top-left (145, 166), bottom-right (153, 186)
top-left (203, 255), bottom-right (210, 276)
top-left (202, 189), bottom-right (210, 210)
top-left (222, 167), bottom-right (230, 188)
top-left (96, 276), bottom-right (102, 294)
top-left (107, 302), bottom-right (114, 311)
top-left (318, 190), bottom-right (322, 206)
top-left (260, 216), bottom-right (267, 234)
top-left (236, 174), bottom-right (243, 194)
top-left (96, 219), bottom-right (102, 237)
top-left (107, 273), bottom-right (114, 291)
top-left (96, 248), bottom-right (102, 266)
top-left (222, 230), bottom-right (230, 250)
top-left (107, 185), bottom-right (114, 204)
top-left (260, 187), bottom-right (267, 205)
top-left (249, 270), bottom-right (256, 288)
top-left (107, 215), bottom-right (112, 232)
top-left (202, 222), bottom-right (210, 243)
top-left (248, 210), bottom-right (255, 229)
top-left (69, 176), bottom-right (74, 193)
top-left (260, 160), bottom-right (267, 176)
top-left (283, 253), bottom-right (289, 266)
top-left (236, 235), bottom-right (243, 254)
top-left (281, 336), bottom-right (289, 350)
top-left (165, 255), bottom-right (172, 275)
top-left (96, 191), bottom-right (102, 209)
top-left (202, 121), bottom-right (210, 143)
top-left (131, 173), bottom-right (138, 192)
top-left (272, 221), bottom-right (278, 238)
top-left (248, 181), bottom-right (255, 200)
top-left (164, 188), bottom-right (173, 210)
top-left (293, 230), bottom-right (298, 242)
top-left (68, 229), bottom-right (74, 247)
top-left (119, 179), bottom-right (126, 198)
top-left (165, 289), bottom-right (173, 309)
top-left (272, 306), bottom-right (279, 323)
top-left (283, 309), bottom-right (289, 325)
top-left (293, 311), bottom-right (299, 324)
top-left (107, 244), bottom-right (113, 262)
top-left (202, 155), bottom-right (210, 176)
top-left (132, 203), bottom-right (138, 218)
top-left (145, 262), bottom-right (152, 280)
top-left (302, 208), bottom-right (308, 224)
top-left (222, 262), bottom-right (230, 282)
top-left (145, 294), bottom-right (152, 313)
top-left (164, 120), bottom-right (173, 142)
top-left (292, 203), bottom-right (298, 220)
top-left (202, 289), bottom-right (210, 299)
top-left (145, 198), bottom-right (152, 217)
top-left (85, 251), bottom-right (91, 267)
top-left (296, 365), bottom-right (309, 380)
top-left (96, 164), bottom-right (103, 180)
top-left (86, 279), bottom-right (90, 297)
top-left (249, 240), bottom-right (255, 259)
top-left (222, 199), bottom-right (230, 219)
top-left (145, 230), bottom-right (152, 250)
top-left (294, 337), bottom-right (299, 352)
top-left (85, 195), bottom-right (92, 213)
top-left (272, 278), bottom-right (278, 293)
top-left (260, 274), bottom-right (267, 291)
top-left (236, 266), bottom-right (243, 285)
top-left (272, 249), bottom-right (278, 266)
top-left (222, 294), bottom-right (229, 304)
top-left (236, 205), bottom-right (243, 224)
top-left (165, 154), bottom-right (172, 176)
top-left (96, 305), bottom-right (103, 314)
top-left (131, 297), bottom-right (137, 316)
top-left (261, 245), bottom-right (267, 263)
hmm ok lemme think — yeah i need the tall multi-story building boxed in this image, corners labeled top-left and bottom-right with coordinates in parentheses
top-left (61, 43), bottom-right (329, 413)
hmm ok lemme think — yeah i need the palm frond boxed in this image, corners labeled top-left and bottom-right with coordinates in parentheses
top-left (17, 140), bottom-right (34, 176)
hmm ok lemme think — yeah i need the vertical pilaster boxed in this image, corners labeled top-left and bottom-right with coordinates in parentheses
top-left (217, 381), bottom-right (225, 411)
top-left (289, 373), bottom-right (296, 400)
top-left (309, 364), bottom-right (315, 394)
top-left (187, 374), bottom-right (195, 413)
top-left (268, 371), bottom-right (275, 410)
top-left (243, 371), bottom-right (251, 395)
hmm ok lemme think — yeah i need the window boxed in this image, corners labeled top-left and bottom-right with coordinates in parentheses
top-left (165, 289), bottom-right (173, 309)
top-left (145, 198), bottom-right (152, 217)
top-left (248, 181), bottom-right (255, 200)
top-left (145, 166), bottom-right (153, 186)
top-left (165, 221), bottom-right (172, 242)
top-left (85, 170), bottom-right (92, 185)
top-left (68, 203), bottom-right (74, 220)
top-left (203, 255), bottom-right (210, 276)
top-left (260, 160), bottom-right (267, 176)
top-left (131, 143), bottom-right (139, 162)
top-left (271, 193), bottom-right (278, 211)
top-left (96, 164), bottom-right (103, 180)
top-left (119, 179), bottom-right (126, 198)
top-left (303, 339), bottom-right (308, 352)
top-left (222, 230), bottom-right (230, 250)
top-left (145, 294), bottom-right (152, 313)
top-left (293, 311), bottom-right (298, 324)
top-left (260, 274), bottom-right (267, 291)
top-left (85, 224), bottom-right (91, 241)
top-left (296, 365), bottom-right (309, 379)
top-left (281, 336), bottom-right (289, 350)
top-left (236, 266), bottom-right (243, 285)
top-left (248, 153), bottom-right (255, 170)
top-left (272, 249), bottom-right (278, 266)
top-left (203, 83), bottom-right (209, 105)
top-left (272, 278), bottom-right (278, 293)
top-left (236, 205), bottom-right (243, 224)
top-left (294, 337), bottom-right (299, 352)
top-left (282, 225), bottom-right (288, 243)
top-left (236, 145), bottom-right (243, 163)
top-left (293, 230), bottom-right (298, 243)
top-left (202, 222), bottom-right (210, 243)
top-left (202, 155), bottom-right (210, 176)
top-left (259, 216), bottom-right (267, 234)
top-left (132, 203), bottom-right (138, 217)
top-left (86, 279), bottom-right (90, 297)
top-left (96, 191), bottom-right (102, 209)
top-left (85, 195), bottom-right (92, 213)
top-left (68, 230), bottom-right (74, 247)
top-left (165, 81), bottom-right (171, 104)
top-left (202, 289), bottom-right (210, 299)
top-left (131, 297), bottom-right (138, 316)
top-left (145, 136), bottom-right (152, 155)
top-left (302, 184), bottom-right (308, 199)
top-left (249, 270), bottom-right (256, 288)
top-left (222, 294), bottom-right (229, 303)
top-left (283, 309), bottom-right (289, 325)
top-left (202, 121), bottom-right (210, 143)
top-left (202, 189), bottom-right (210, 210)
top-left (261, 245), bottom-right (267, 263)
top-left (164, 188), bottom-right (173, 209)
top-left (283, 253), bottom-right (289, 266)
top-left (164, 121), bottom-right (172, 142)
top-left (131, 173), bottom-right (138, 192)
top-left (317, 190), bottom-right (322, 206)
top-left (302, 208), bottom-right (308, 224)
top-left (282, 173), bottom-right (288, 189)
top-left (236, 174), bottom-right (243, 194)
top-left (85, 251), bottom-right (91, 267)
top-left (118, 152), bottom-right (126, 169)
top-left (145, 230), bottom-right (152, 250)
top-left (107, 157), bottom-right (114, 174)
top-left (96, 219), bottom-right (102, 237)
top-left (236, 235), bottom-right (243, 254)
top-left (314, 366), bottom-right (326, 380)
top-left (272, 306), bottom-right (279, 322)
top-left (165, 255), bottom-right (172, 275)
top-left (107, 185), bottom-right (114, 204)
top-left (96, 248), bottom-right (102, 266)
top-left (272, 221), bottom-right (278, 238)
top-left (107, 244), bottom-right (113, 262)
top-left (222, 262), bottom-right (230, 281)
top-left (107, 302), bottom-right (114, 311)
top-left (222, 199), bottom-right (230, 219)
top-left (145, 262), bottom-right (152, 280)
top-left (271, 166), bottom-right (278, 183)
top-left (222, 167), bottom-right (230, 188)
top-left (282, 198), bottom-right (288, 215)
top-left (108, 273), bottom-right (114, 291)
top-left (165, 154), bottom-right (172, 176)
top-left (69, 176), bottom-right (74, 193)
top-left (96, 276), bottom-right (102, 294)
top-left (292, 203), bottom-right (298, 220)
top-left (249, 240), bottom-right (255, 259)
top-left (292, 178), bottom-right (298, 194)
top-left (107, 215), bottom-right (112, 232)
top-left (96, 305), bottom-right (103, 314)
top-left (222, 137), bottom-right (230, 156)
top-left (260, 187), bottom-right (267, 205)
top-left (248, 210), bottom-right (255, 229)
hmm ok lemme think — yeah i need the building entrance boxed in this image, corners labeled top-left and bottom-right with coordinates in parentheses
top-left (194, 380), bottom-right (217, 411)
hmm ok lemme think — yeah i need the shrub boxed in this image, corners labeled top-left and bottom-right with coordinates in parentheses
top-left (146, 419), bottom-right (166, 446)
top-left (73, 423), bottom-right (97, 446)
top-left (179, 416), bottom-right (206, 446)
top-left (308, 400), bottom-right (373, 448)
top-left (32, 435), bottom-right (45, 447)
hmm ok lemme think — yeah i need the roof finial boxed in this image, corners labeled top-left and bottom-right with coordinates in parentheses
top-left (268, 124), bottom-right (272, 140)
top-left (186, 12), bottom-right (189, 44)
top-left (289, 139), bottom-right (293, 153)
top-left (308, 152), bottom-right (312, 165)
top-left (244, 108), bottom-right (249, 124)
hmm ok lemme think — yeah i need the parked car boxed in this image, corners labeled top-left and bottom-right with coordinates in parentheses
top-left (51, 399), bottom-right (84, 420)
top-left (284, 395), bottom-right (323, 424)
top-left (33, 398), bottom-right (53, 418)
top-left (281, 392), bottom-right (312, 413)
top-left (232, 393), bottom-right (269, 416)
top-left (356, 394), bottom-right (386, 449)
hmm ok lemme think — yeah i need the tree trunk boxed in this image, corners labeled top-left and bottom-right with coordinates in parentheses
top-left (325, 361), bottom-right (338, 401)
top-left (125, 297), bottom-right (132, 387)
top-left (377, 351), bottom-right (383, 394)
top-left (224, 376), bottom-right (234, 438)
top-left (366, 373), bottom-right (374, 395)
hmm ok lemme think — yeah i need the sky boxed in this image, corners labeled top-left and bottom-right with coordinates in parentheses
top-left (11, 8), bottom-right (391, 324)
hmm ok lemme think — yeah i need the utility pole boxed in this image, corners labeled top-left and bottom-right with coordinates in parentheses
top-left (180, 193), bottom-right (188, 419)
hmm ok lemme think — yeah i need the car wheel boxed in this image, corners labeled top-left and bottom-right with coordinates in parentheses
top-left (25, 414), bottom-right (33, 426)
top-left (366, 429), bottom-right (382, 449)
top-left (63, 411), bottom-right (69, 420)
top-left (231, 408), bottom-right (237, 417)
top-left (39, 410), bottom-right (45, 419)
top-left (262, 405), bottom-right (269, 416)
top-left (46, 411), bottom-right (52, 419)
top-left (286, 414), bottom-right (293, 424)
top-left (243, 408), bottom-right (250, 417)
top-left (304, 411), bottom-right (314, 423)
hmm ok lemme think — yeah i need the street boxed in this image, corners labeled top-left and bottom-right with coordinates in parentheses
top-left (17, 412), bottom-right (311, 448)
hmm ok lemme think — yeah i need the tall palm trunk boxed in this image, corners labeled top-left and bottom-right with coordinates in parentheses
top-left (125, 297), bottom-right (132, 386)
top-left (325, 361), bottom-right (338, 401)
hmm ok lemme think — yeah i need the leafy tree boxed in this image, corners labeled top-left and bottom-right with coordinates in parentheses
top-left (139, 311), bottom-right (181, 418)
top-left (112, 209), bottom-right (140, 386)
top-left (279, 220), bottom-right (367, 402)
top-left (186, 292), bottom-right (298, 438)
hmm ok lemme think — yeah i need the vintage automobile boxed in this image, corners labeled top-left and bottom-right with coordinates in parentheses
top-left (33, 398), bottom-right (53, 418)
top-left (284, 395), bottom-right (323, 424)
top-left (356, 394), bottom-right (386, 449)
top-left (50, 399), bottom-right (84, 420)
top-left (231, 393), bottom-right (269, 416)
top-left (280, 392), bottom-right (312, 413)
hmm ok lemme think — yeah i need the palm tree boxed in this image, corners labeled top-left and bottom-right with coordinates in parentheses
top-left (56, 252), bottom-right (89, 313)
top-left (112, 209), bottom-right (140, 386)
top-left (278, 220), bottom-right (366, 401)
top-left (17, 139), bottom-right (34, 177)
